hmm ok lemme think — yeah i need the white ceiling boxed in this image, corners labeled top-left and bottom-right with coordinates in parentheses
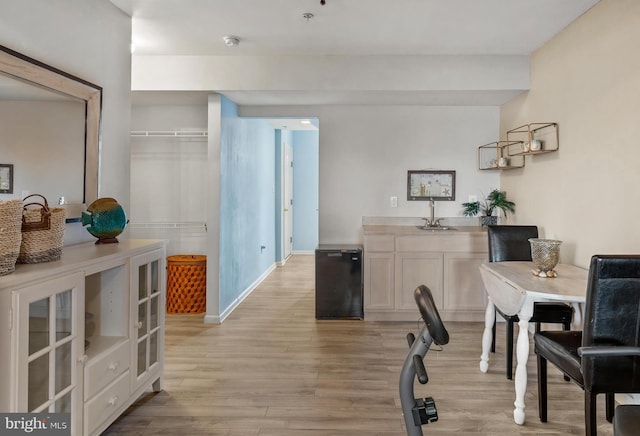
top-left (116, 0), bottom-right (598, 57)
top-left (116, 0), bottom-right (599, 106)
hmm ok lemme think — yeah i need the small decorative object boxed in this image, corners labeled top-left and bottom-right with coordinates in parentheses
top-left (462, 189), bottom-right (516, 227)
top-left (0, 199), bottom-right (23, 275)
top-left (522, 141), bottom-right (531, 153)
top-left (18, 194), bottom-right (65, 264)
top-left (498, 157), bottom-right (509, 167)
top-left (82, 197), bottom-right (128, 244)
top-left (530, 139), bottom-right (543, 151)
top-left (529, 238), bottom-right (562, 278)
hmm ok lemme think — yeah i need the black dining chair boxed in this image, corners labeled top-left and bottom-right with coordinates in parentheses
top-left (578, 346), bottom-right (640, 436)
top-left (534, 255), bottom-right (640, 436)
top-left (487, 225), bottom-right (574, 379)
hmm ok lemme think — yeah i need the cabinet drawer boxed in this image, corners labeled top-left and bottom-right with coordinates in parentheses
top-left (85, 340), bottom-right (129, 399)
top-left (85, 371), bottom-right (130, 435)
top-left (364, 235), bottom-right (394, 252)
top-left (396, 234), bottom-right (488, 253)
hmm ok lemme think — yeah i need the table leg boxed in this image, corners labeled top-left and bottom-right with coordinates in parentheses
top-left (572, 302), bottom-right (582, 327)
top-left (479, 297), bottom-right (495, 373)
top-left (513, 299), bottom-right (534, 425)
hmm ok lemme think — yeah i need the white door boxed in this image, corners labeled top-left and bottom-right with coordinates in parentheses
top-left (283, 142), bottom-right (293, 259)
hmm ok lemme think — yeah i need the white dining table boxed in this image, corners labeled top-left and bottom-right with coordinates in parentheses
top-left (478, 261), bottom-right (589, 425)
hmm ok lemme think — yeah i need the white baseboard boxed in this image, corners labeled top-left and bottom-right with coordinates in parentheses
top-left (292, 250), bottom-right (314, 255)
top-left (203, 262), bottom-right (276, 324)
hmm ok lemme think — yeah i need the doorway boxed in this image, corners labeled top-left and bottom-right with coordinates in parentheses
top-left (273, 120), bottom-right (319, 264)
top-left (282, 140), bottom-right (293, 260)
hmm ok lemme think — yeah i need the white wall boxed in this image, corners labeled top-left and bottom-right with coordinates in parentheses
top-left (0, 0), bottom-right (132, 215)
top-left (242, 105), bottom-right (500, 244)
top-left (500, 0), bottom-right (640, 268)
top-left (132, 55), bottom-right (529, 102)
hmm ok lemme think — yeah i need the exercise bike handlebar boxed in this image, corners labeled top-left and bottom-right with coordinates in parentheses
top-left (413, 355), bottom-right (428, 384)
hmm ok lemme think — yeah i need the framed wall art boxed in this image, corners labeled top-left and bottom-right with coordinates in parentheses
top-left (0, 164), bottom-right (13, 194)
top-left (407, 170), bottom-right (455, 201)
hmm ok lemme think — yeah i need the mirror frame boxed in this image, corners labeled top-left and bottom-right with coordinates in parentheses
top-left (0, 45), bottom-right (102, 205)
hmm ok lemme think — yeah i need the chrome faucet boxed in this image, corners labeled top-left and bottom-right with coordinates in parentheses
top-left (423, 200), bottom-right (442, 228)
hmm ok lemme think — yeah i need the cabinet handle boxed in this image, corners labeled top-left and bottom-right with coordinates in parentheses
top-left (108, 362), bottom-right (119, 371)
top-left (107, 396), bottom-right (119, 406)
top-left (77, 354), bottom-right (88, 365)
top-left (135, 321), bottom-right (143, 329)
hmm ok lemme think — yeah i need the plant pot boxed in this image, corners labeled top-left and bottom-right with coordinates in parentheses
top-left (481, 216), bottom-right (497, 227)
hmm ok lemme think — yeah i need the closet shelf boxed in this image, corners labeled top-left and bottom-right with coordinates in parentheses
top-left (129, 221), bottom-right (207, 232)
top-left (131, 130), bottom-right (208, 138)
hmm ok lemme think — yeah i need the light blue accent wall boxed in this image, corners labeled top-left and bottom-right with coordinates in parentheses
top-left (219, 96), bottom-right (276, 312)
top-left (292, 130), bottom-right (319, 252)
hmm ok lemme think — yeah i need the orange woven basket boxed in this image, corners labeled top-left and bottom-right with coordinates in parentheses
top-left (166, 255), bottom-right (207, 314)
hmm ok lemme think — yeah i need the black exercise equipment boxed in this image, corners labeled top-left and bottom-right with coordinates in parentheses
top-left (399, 285), bottom-right (449, 436)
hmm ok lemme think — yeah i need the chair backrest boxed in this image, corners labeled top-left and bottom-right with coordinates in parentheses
top-left (414, 285), bottom-right (449, 346)
top-left (487, 225), bottom-right (539, 262)
top-left (582, 255), bottom-right (640, 393)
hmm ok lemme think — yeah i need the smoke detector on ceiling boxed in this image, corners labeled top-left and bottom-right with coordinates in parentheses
top-left (223, 36), bottom-right (240, 47)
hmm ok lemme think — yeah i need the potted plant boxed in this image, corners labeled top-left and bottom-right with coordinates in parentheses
top-left (462, 189), bottom-right (516, 226)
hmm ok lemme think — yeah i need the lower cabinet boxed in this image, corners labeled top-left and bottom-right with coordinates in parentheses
top-left (363, 229), bottom-right (488, 321)
top-left (363, 252), bottom-right (394, 309)
top-left (131, 249), bottom-right (165, 395)
top-left (0, 239), bottom-right (166, 436)
top-left (395, 252), bottom-right (443, 311)
top-left (443, 252), bottom-right (488, 316)
top-left (12, 272), bottom-right (86, 432)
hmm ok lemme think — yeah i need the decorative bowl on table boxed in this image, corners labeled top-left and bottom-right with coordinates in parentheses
top-left (529, 238), bottom-right (562, 278)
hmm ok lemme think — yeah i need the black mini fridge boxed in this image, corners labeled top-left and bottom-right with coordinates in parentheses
top-left (315, 244), bottom-right (363, 319)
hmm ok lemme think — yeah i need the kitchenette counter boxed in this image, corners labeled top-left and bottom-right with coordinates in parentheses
top-left (363, 224), bottom-right (485, 235)
top-left (362, 218), bottom-right (489, 321)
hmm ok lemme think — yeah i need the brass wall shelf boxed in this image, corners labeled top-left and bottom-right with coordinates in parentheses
top-left (478, 141), bottom-right (525, 171)
top-left (506, 122), bottom-right (558, 156)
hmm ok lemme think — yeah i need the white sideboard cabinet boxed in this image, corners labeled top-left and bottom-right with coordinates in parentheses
top-left (0, 239), bottom-right (166, 436)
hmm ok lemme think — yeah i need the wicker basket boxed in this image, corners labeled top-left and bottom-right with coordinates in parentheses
top-left (0, 199), bottom-right (23, 275)
top-left (166, 255), bottom-right (207, 313)
top-left (18, 194), bottom-right (66, 264)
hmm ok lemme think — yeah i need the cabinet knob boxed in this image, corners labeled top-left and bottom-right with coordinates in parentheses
top-left (77, 354), bottom-right (88, 365)
top-left (135, 321), bottom-right (143, 329)
top-left (108, 362), bottom-right (119, 371)
top-left (108, 396), bottom-right (119, 406)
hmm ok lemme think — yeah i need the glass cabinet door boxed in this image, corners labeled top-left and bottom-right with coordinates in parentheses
top-left (13, 272), bottom-right (84, 433)
top-left (131, 250), bottom-right (164, 391)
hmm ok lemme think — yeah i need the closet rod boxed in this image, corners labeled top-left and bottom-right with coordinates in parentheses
top-left (131, 130), bottom-right (208, 138)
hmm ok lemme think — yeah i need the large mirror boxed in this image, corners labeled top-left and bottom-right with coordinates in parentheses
top-left (0, 45), bottom-right (101, 207)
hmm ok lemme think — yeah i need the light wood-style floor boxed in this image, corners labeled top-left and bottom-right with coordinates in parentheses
top-left (104, 254), bottom-right (614, 435)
